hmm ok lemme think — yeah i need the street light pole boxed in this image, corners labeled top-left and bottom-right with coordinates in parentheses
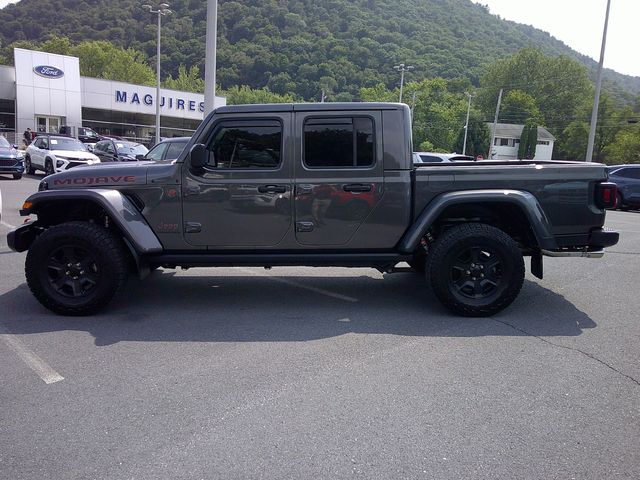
top-left (462, 92), bottom-right (474, 156)
top-left (204, 0), bottom-right (218, 115)
top-left (142, 3), bottom-right (172, 145)
top-left (394, 63), bottom-right (414, 103)
top-left (586, 0), bottom-right (612, 162)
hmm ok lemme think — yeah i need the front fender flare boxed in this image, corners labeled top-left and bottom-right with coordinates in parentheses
top-left (398, 189), bottom-right (558, 253)
top-left (19, 189), bottom-right (163, 254)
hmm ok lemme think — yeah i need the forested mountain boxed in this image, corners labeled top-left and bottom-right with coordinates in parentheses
top-left (0, 0), bottom-right (638, 102)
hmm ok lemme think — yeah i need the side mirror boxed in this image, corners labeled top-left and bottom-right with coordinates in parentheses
top-left (190, 143), bottom-right (211, 170)
top-left (86, 145), bottom-right (94, 152)
top-left (135, 154), bottom-right (145, 161)
top-left (12, 144), bottom-right (17, 149)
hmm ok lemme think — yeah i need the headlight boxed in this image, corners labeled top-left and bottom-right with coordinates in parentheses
top-left (16, 152), bottom-right (24, 160)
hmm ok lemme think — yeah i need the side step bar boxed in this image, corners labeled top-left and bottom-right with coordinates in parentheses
top-left (541, 249), bottom-right (605, 259)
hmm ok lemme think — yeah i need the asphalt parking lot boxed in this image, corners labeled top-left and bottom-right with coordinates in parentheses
top-left (1, 175), bottom-right (639, 480)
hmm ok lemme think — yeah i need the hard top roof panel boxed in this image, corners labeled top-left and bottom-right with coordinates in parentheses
top-left (214, 102), bottom-right (408, 114)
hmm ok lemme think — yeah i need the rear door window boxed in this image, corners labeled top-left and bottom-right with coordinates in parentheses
top-left (303, 117), bottom-right (375, 168)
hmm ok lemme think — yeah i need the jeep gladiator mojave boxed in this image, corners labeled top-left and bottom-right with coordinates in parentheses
top-left (8, 103), bottom-right (619, 317)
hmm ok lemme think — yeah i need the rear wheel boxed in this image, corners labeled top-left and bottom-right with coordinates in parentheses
top-left (12, 173), bottom-right (22, 180)
top-left (426, 223), bottom-right (525, 317)
top-left (25, 222), bottom-right (128, 316)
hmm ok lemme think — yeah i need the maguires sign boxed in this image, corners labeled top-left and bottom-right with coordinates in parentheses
top-left (33, 65), bottom-right (65, 79)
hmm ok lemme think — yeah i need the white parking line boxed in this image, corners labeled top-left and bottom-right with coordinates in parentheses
top-left (238, 267), bottom-right (359, 303)
top-left (0, 325), bottom-right (64, 385)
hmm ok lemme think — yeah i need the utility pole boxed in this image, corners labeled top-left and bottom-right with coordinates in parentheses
top-left (410, 90), bottom-right (417, 122)
top-left (462, 92), bottom-right (474, 155)
top-left (394, 63), bottom-right (414, 103)
top-left (204, 0), bottom-right (218, 116)
top-left (586, 0), bottom-right (612, 162)
top-left (142, 3), bottom-right (172, 145)
top-left (489, 88), bottom-right (503, 159)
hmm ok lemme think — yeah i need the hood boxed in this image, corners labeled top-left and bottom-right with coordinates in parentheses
top-left (43, 161), bottom-right (153, 189)
top-left (0, 146), bottom-right (22, 158)
top-left (52, 150), bottom-right (100, 161)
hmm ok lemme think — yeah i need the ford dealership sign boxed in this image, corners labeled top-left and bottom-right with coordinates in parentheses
top-left (33, 65), bottom-right (64, 79)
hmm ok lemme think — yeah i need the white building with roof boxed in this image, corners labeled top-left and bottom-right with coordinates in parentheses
top-left (488, 123), bottom-right (556, 160)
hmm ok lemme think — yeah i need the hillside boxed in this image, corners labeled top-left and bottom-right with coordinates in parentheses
top-left (0, 0), bottom-right (638, 101)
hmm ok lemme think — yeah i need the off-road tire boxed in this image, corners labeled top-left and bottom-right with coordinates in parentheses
top-left (25, 155), bottom-right (35, 175)
top-left (12, 173), bottom-right (22, 180)
top-left (426, 223), bottom-right (525, 317)
top-left (25, 222), bottom-right (128, 316)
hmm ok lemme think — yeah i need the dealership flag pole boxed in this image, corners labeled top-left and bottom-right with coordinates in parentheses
top-left (204, 0), bottom-right (218, 115)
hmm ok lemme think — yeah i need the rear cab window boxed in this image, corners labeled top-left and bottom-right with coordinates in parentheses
top-left (303, 117), bottom-right (375, 168)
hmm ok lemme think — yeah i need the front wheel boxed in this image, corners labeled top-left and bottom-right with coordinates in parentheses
top-left (13, 173), bottom-right (22, 180)
top-left (25, 222), bottom-right (128, 315)
top-left (25, 155), bottom-right (35, 175)
top-left (426, 223), bottom-right (525, 317)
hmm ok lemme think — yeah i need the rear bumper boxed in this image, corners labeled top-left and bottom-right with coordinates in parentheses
top-left (588, 228), bottom-right (619, 248)
top-left (541, 228), bottom-right (619, 258)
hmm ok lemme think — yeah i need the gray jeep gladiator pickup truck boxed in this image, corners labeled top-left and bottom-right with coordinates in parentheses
top-left (8, 103), bottom-right (619, 317)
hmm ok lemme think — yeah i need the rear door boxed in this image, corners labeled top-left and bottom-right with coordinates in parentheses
top-left (293, 111), bottom-right (384, 246)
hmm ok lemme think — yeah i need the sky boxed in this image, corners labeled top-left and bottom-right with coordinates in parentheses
top-left (0, 0), bottom-right (638, 78)
top-left (473, 0), bottom-right (640, 78)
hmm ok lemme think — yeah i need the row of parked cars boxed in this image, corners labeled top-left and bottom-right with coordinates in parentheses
top-left (0, 133), bottom-right (189, 178)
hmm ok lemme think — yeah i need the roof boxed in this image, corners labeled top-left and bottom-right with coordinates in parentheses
top-left (487, 123), bottom-right (556, 141)
top-left (216, 102), bottom-right (408, 114)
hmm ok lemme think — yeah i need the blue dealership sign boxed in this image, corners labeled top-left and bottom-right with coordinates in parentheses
top-left (33, 65), bottom-right (64, 79)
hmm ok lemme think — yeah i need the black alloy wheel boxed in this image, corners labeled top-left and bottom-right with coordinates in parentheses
top-left (45, 245), bottom-right (100, 299)
top-left (427, 223), bottom-right (525, 317)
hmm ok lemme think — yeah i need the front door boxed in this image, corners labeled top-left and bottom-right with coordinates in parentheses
top-left (293, 111), bottom-right (384, 246)
top-left (36, 116), bottom-right (61, 134)
top-left (182, 113), bottom-right (293, 247)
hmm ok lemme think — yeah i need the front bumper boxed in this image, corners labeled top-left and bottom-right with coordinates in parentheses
top-left (54, 158), bottom-right (97, 172)
top-left (0, 159), bottom-right (25, 174)
top-left (7, 220), bottom-right (39, 252)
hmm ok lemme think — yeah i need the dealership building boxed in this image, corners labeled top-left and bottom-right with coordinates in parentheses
top-left (0, 48), bottom-right (226, 145)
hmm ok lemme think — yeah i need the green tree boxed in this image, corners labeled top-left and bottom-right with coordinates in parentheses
top-left (605, 125), bottom-right (640, 164)
top-left (163, 65), bottom-right (205, 93)
top-left (518, 120), bottom-right (538, 160)
top-left (71, 40), bottom-right (155, 85)
top-left (223, 85), bottom-right (297, 104)
top-left (454, 115), bottom-right (490, 157)
top-left (500, 90), bottom-right (542, 125)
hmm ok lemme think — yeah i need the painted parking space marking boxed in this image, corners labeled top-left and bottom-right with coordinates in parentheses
top-left (238, 267), bottom-right (359, 303)
top-left (0, 220), bottom-right (17, 230)
top-left (0, 325), bottom-right (64, 385)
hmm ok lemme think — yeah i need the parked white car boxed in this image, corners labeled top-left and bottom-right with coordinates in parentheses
top-left (25, 134), bottom-right (100, 175)
top-left (413, 152), bottom-right (474, 163)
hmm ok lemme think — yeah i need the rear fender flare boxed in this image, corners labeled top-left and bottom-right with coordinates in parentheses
top-left (20, 189), bottom-right (163, 254)
top-left (398, 189), bottom-right (558, 253)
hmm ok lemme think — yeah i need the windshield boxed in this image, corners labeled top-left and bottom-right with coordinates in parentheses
top-left (49, 137), bottom-right (88, 152)
top-left (116, 143), bottom-right (148, 156)
top-left (0, 136), bottom-right (11, 148)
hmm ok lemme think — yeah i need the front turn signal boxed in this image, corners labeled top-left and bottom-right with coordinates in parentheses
top-left (21, 201), bottom-right (33, 210)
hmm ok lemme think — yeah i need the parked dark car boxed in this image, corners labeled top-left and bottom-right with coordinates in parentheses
top-left (609, 165), bottom-right (640, 209)
top-left (92, 139), bottom-right (149, 162)
top-left (144, 137), bottom-right (189, 162)
top-left (0, 135), bottom-right (25, 179)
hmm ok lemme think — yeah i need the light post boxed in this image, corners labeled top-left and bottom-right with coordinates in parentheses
top-left (394, 63), bottom-right (413, 103)
top-left (586, 0), bottom-right (612, 162)
top-left (204, 0), bottom-right (218, 115)
top-left (142, 3), bottom-right (172, 145)
top-left (462, 92), bottom-right (475, 155)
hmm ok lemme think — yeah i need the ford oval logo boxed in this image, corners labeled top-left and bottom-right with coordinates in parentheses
top-left (33, 65), bottom-right (64, 79)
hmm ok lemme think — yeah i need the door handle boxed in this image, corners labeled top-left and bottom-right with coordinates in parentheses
top-left (343, 184), bottom-right (372, 193)
top-left (296, 184), bottom-right (313, 195)
top-left (258, 185), bottom-right (287, 194)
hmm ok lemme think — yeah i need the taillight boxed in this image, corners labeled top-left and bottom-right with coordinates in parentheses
top-left (595, 182), bottom-right (617, 209)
